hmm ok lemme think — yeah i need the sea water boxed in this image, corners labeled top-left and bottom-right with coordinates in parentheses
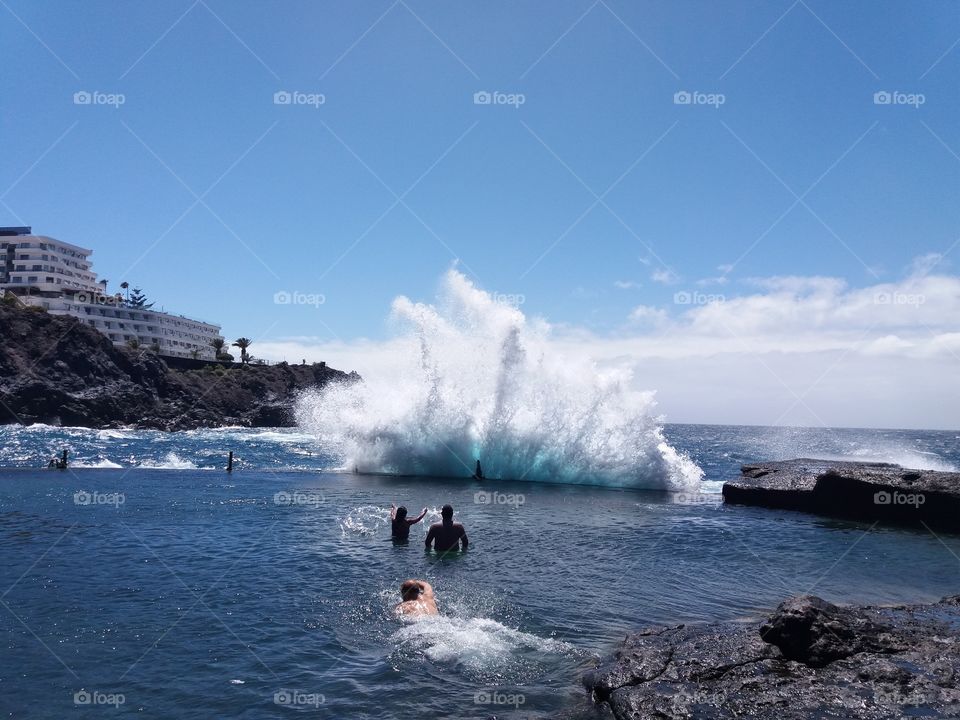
top-left (1, 423), bottom-right (958, 719)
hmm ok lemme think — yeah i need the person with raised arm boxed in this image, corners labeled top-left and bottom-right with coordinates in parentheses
top-left (390, 503), bottom-right (428, 541)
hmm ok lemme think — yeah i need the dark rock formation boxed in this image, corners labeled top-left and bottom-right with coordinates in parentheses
top-left (723, 458), bottom-right (960, 532)
top-left (0, 303), bottom-right (357, 430)
top-left (584, 594), bottom-right (960, 719)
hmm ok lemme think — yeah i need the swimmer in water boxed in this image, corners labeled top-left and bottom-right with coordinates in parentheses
top-left (395, 579), bottom-right (438, 617)
top-left (390, 504), bottom-right (428, 541)
top-left (425, 504), bottom-right (468, 552)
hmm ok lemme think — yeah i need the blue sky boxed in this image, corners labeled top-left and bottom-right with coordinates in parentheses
top-left (3, 1), bottom-right (959, 427)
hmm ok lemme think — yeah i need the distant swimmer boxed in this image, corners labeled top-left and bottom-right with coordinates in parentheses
top-left (425, 504), bottom-right (468, 552)
top-left (390, 504), bottom-right (428, 541)
top-left (395, 579), bottom-right (438, 617)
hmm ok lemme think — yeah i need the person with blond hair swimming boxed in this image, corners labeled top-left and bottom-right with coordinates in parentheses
top-left (395, 579), bottom-right (438, 617)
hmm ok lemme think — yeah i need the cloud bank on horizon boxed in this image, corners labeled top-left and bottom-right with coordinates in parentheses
top-left (259, 258), bottom-right (960, 431)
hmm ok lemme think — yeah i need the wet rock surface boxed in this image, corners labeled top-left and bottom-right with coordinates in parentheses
top-left (584, 594), bottom-right (960, 719)
top-left (723, 458), bottom-right (960, 532)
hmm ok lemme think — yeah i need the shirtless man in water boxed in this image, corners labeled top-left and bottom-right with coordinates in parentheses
top-left (395, 579), bottom-right (438, 617)
top-left (425, 504), bottom-right (468, 552)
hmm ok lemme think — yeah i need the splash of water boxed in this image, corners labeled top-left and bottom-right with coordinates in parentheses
top-left (296, 270), bottom-right (702, 489)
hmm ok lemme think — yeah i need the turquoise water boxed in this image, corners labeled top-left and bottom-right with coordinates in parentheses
top-left (1, 424), bottom-right (958, 718)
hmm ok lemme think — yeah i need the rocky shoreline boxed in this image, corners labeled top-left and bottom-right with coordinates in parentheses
top-left (584, 593), bottom-right (960, 719)
top-left (0, 303), bottom-right (356, 430)
top-left (722, 458), bottom-right (960, 532)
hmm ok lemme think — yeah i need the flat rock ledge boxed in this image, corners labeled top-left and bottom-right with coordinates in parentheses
top-left (722, 458), bottom-right (960, 532)
top-left (583, 594), bottom-right (960, 719)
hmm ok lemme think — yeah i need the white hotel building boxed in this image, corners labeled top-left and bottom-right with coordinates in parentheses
top-left (1, 227), bottom-right (223, 360)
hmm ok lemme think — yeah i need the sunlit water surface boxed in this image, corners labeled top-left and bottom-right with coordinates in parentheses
top-left (0, 423), bottom-right (958, 718)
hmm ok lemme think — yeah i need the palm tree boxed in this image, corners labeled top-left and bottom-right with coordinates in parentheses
top-left (120, 281), bottom-right (129, 303)
top-left (210, 337), bottom-right (225, 358)
top-left (232, 337), bottom-right (252, 364)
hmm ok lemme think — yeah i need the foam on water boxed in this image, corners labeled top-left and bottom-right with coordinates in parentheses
top-left (137, 453), bottom-right (199, 470)
top-left (71, 459), bottom-right (123, 469)
top-left (392, 615), bottom-right (579, 675)
top-left (339, 505), bottom-right (392, 536)
top-left (296, 270), bottom-right (702, 490)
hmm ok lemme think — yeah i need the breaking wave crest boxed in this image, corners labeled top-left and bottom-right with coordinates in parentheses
top-left (296, 270), bottom-right (702, 490)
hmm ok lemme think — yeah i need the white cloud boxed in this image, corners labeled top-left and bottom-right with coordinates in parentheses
top-left (629, 305), bottom-right (668, 325)
top-left (697, 263), bottom-right (734, 286)
top-left (256, 261), bottom-right (960, 429)
top-left (614, 280), bottom-right (642, 290)
top-left (909, 252), bottom-right (946, 278)
top-left (651, 268), bottom-right (679, 285)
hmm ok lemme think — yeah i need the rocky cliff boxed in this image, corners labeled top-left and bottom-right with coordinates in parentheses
top-left (0, 303), bottom-right (356, 430)
top-left (584, 593), bottom-right (960, 719)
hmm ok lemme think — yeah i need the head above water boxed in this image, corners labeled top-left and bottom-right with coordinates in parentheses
top-left (441, 504), bottom-right (453, 522)
top-left (400, 579), bottom-right (421, 601)
top-left (395, 506), bottom-right (407, 520)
